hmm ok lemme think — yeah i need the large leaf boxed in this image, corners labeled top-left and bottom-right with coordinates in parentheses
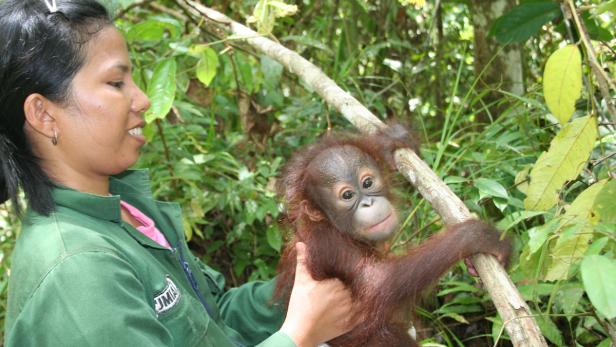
top-left (145, 58), bottom-right (177, 123)
top-left (593, 179), bottom-right (616, 223)
top-left (489, 2), bottom-right (561, 44)
top-left (543, 45), bottom-right (582, 124)
top-left (544, 181), bottom-right (606, 281)
top-left (559, 180), bottom-right (607, 224)
top-left (544, 222), bottom-right (590, 281)
top-left (581, 255), bottom-right (616, 319)
top-left (525, 116), bottom-right (597, 211)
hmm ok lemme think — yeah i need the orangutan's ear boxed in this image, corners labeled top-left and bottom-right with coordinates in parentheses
top-left (300, 200), bottom-right (324, 222)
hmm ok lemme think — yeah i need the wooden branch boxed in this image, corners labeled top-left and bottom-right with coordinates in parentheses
top-left (178, 1), bottom-right (547, 346)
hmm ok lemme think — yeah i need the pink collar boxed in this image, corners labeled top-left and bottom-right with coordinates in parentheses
top-left (120, 200), bottom-right (171, 249)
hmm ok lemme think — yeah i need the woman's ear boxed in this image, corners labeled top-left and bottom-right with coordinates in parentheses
top-left (23, 93), bottom-right (57, 140)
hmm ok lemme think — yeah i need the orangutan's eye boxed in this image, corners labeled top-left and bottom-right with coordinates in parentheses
top-left (363, 177), bottom-right (374, 189)
top-left (341, 190), bottom-right (355, 200)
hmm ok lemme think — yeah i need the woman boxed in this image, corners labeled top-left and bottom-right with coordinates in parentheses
top-left (0, 1), bottom-right (356, 346)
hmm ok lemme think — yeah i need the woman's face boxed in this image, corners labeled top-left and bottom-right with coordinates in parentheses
top-left (53, 25), bottom-right (150, 179)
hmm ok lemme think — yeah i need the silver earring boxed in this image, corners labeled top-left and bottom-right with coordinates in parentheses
top-left (51, 129), bottom-right (58, 146)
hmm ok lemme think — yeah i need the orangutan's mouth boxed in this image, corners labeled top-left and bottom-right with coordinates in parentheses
top-left (368, 213), bottom-right (393, 233)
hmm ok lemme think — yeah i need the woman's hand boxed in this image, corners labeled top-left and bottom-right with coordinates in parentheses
top-left (280, 242), bottom-right (357, 347)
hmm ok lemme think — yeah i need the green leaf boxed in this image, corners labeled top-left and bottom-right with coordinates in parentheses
top-left (543, 45), bottom-right (582, 124)
top-left (126, 20), bottom-right (165, 42)
top-left (253, 0), bottom-right (274, 34)
top-left (142, 122), bottom-right (156, 142)
top-left (437, 281), bottom-right (479, 296)
top-left (585, 237), bottom-right (608, 257)
top-left (196, 47), bottom-right (220, 87)
top-left (594, 179), bottom-right (616, 223)
top-left (544, 222), bottom-right (590, 281)
top-left (560, 180), bottom-right (607, 223)
top-left (489, 316), bottom-right (506, 344)
top-left (238, 166), bottom-right (254, 181)
top-left (145, 58), bottom-right (177, 123)
top-left (269, 0), bottom-right (298, 17)
top-left (474, 178), bottom-right (509, 200)
top-left (235, 54), bottom-right (255, 93)
top-left (149, 16), bottom-right (182, 39)
top-left (131, 67), bottom-right (145, 91)
top-left (582, 12), bottom-right (613, 41)
top-left (536, 314), bottom-right (564, 346)
top-left (527, 220), bottom-right (557, 254)
top-left (444, 176), bottom-right (467, 184)
top-left (595, 0), bottom-right (616, 15)
top-left (233, 257), bottom-right (248, 277)
top-left (554, 283), bottom-right (584, 317)
top-left (525, 116), bottom-right (597, 211)
top-left (514, 166), bottom-right (531, 195)
top-left (489, 2), bottom-right (561, 44)
top-left (261, 55), bottom-right (283, 88)
top-left (125, 17), bottom-right (180, 42)
top-left (439, 312), bottom-right (469, 324)
top-left (244, 200), bottom-right (258, 224)
top-left (182, 217), bottom-right (193, 241)
top-left (544, 182), bottom-right (605, 280)
top-left (518, 283), bottom-right (554, 301)
top-left (266, 225), bottom-right (282, 252)
top-left (581, 255), bottom-right (616, 319)
top-left (496, 210), bottom-right (545, 231)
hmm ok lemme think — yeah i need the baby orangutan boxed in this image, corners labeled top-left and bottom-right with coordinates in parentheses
top-left (274, 125), bottom-right (511, 347)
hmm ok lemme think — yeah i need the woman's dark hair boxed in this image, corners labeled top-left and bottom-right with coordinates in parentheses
top-left (0, 0), bottom-right (110, 216)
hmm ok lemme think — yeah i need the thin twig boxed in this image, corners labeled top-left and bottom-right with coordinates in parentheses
top-left (155, 119), bottom-right (176, 185)
top-left (150, 2), bottom-right (187, 21)
top-left (113, 0), bottom-right (154, 20)
top-left (591, 151), bottom-right (616, 167)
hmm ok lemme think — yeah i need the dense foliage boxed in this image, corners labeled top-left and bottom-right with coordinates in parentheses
top-left (1, 0), bottom-right (614, 345)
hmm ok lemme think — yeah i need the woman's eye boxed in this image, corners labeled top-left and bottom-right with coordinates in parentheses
top-left (362, 177), bottom-right (373, 189)
top-left (108, 81), bottom-right (125, 89)
top-left (341, 190), bottom-right (354, 200)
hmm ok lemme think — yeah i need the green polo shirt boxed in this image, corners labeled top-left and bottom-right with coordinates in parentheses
top-left (5, 170), bottom-right (295, 347)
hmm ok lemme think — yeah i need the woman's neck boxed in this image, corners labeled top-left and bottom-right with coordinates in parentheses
top-left (45, 163), bottom-right (111, 196)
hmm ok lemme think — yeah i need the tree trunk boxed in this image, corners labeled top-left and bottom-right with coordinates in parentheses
top-left (469, 0), bottom-right (524, 122)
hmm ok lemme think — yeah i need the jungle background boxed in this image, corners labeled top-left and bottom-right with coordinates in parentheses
top-left (1, 0), bottom-right (615, 345)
